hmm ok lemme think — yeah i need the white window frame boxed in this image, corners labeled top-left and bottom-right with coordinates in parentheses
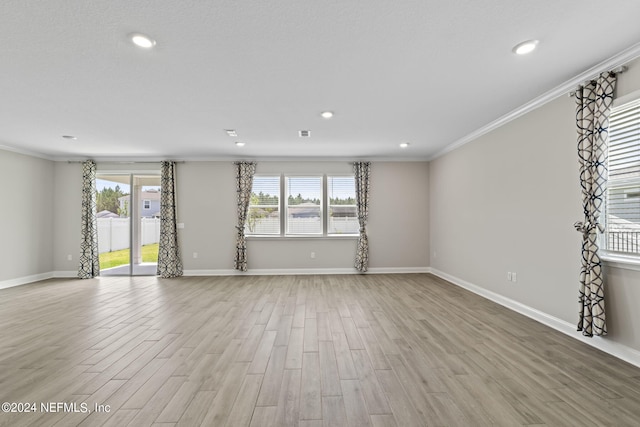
top-left (246, 173), bottom-right (359, 239)
top-left (601, 89), bottom-right (640, 270)
top-left (245, 175), bottom-right (282, 237)
top-left (326, 175), bottom-right (359, 236)
top-left (285, 175), bottom-right (324, 236)
top-left (143, 199), bottom-right (150, 210)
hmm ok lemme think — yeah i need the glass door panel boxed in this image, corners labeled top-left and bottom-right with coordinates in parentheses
top-left (96, 174), bottom-right (131, 276)
top-left (96, 172), bottom-right (161, 276)
top-left (131, 175), bottom-right (161, 276)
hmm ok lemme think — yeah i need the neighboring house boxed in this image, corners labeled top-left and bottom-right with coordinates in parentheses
top-left (288, 202), bottom-right (321, 218)
top-left (118, 190), bottom-right (161, 217)
top-left (330, 205), bottom-right (357, 218)
top-left (97, 210), bottom-right (119, 218)
top-left (608, 187), bottom-right (640, 225)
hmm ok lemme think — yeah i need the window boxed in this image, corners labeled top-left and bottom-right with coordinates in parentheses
top-left (143, 199), bottom-right (150, 209)
top-left (286, 176), bottom-right (323, 235)
top-left (327, 176), bottom-right (359, 235)
top-left (246, 176), bottom-right (280, 235)
top-left (605, 97), bottom-right (640, 256)
top-left (246, 174), bottom-right (358, 237)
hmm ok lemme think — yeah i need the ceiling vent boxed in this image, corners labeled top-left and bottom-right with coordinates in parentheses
top-left (298, 130), bottom-right (311, 137)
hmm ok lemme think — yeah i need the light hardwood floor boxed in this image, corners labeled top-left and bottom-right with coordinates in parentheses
top-left (1, 274), bottom-right (640, 426)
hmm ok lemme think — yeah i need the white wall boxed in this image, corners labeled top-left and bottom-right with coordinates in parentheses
top-left (0, 149), bottom-right (54, 283)
top-left (369, 161), bottom-right (429, 268)
top-left (52, 161), bottom-right (82, 273)
top-left (429, 57), bottom-right (640, 354)
top-left (175, 161), bottom-right (237, 271)
top-left (49, 160), bottom-right (430, 274)
top-left (176, 161), bottom-right (430, 272)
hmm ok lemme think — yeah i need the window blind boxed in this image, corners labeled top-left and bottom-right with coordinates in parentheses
top-left (286, 176), bottom-right (322, 235)
top-left (327, 176), bottom-right (358, 235)
top-left (246, 176), bottom-right (280, 235)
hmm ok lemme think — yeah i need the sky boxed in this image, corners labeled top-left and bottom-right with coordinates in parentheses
top-left (96, 178), bottom-right (159, 193)
top-left (96, 175), bottom-right (354, 199)
top-left (96, 178), bottom-right (129, 193)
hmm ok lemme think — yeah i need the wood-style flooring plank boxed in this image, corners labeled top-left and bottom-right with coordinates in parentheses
top-left (256, 346), bottom-right (287, 407)
top-left (225, 374), bottom-right (263, 427)
top-left (300, 352), bottom-right (322, 421)
top-left (285, 327), bottom-right (304, 370)
top-left (199, 362), bottom-right (250, 426)
top-left (340, 379), bottom-right (372, 426)
top-left (273, 367), bottom-right (302, 426)
top-left (249, 406), bottom-right (277, 427)
top-left (351, 349), bottom-right (392, 416)
top-left (318, 341), bottom-right (342, 397)
top-left (322, 395), bottom-right (348, 427)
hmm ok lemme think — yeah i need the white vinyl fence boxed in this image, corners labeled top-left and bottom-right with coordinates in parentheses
top-left (97, 218), bottom-right (161, 254)
top-left (329, 217), bottom-right (360, 234)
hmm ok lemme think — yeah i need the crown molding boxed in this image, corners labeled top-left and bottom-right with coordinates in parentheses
top-left (428, 41), bottom-right (640, 161)
top-left (0, 144), bottom-right (56, 161)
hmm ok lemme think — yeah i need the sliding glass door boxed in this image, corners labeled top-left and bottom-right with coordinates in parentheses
top-left (96, 173), bottom-right (161, 276)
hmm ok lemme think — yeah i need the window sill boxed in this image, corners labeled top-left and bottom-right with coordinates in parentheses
top-left (247, 235), bottom-right (359, 241)
top-left (601, 253), bottom-right (640, 272)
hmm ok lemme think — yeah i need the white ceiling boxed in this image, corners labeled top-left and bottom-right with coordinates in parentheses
top-left (2, 0), bottom-right (640, 162)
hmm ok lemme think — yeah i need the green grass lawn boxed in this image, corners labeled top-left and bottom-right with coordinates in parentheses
top-left (99, 243), bottom-right (159, 269)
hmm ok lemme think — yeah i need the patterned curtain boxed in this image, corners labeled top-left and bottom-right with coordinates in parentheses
top-left (234, 161), bottom-right (256, 271)
top-left (573, 72), bottom-right (617, 337)
top-left (157, 161), bottom-right (183, 278)
top-left (354, 162), bottom-right (371, 272)
top-left (78, 160), bottom-right (100, 278)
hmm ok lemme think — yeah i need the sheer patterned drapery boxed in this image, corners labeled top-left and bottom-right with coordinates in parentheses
top-left (234, 161), bottom-right (256, 271)
top-left (354, 162), bottom-right (371, 272)
top-left (573, 72), bottom-right (617, 337)
top-left (157, 161), bottom-right (183, 278)
top-left (78, 160), bottom-right (100, 279)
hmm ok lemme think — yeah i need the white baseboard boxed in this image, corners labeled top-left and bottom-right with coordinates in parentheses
top-left (0, 271), bottom-right (80, 290)
top-left (369, 267), bottom-right (431, 274)
top-left (0, 272), bottom-right (54, 290)
top-left (0, 266), bottom-right (431, 289)
top-left (429, 268), bottom-right (640, 369)
top-left (184, 266), bottom-right (431, 276)
top-left (53, 271), bottom-right (78, 278)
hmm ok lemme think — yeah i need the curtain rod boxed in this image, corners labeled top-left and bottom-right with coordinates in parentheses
top-left (568, 66), bottom-right (628, 97)
top-left (67, 160), bottom-right (186, 164)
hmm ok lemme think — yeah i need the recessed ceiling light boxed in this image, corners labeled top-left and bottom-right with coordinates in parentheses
top-left (235, 141), bottom-right (245, 147)
top-left (225, 129), bottom-right (238, 137)
top-left (62, 135), bottom-right (77, 140)
top-left (399, 142), bottom-right (409, 148)
top-left (512, 40), bottom-right (539, 55)
top-left (130, 33), bottom-right (156, 49)
top-left (320, 111), bottom-right (334, 119)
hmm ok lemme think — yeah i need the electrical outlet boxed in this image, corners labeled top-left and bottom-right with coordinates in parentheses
top-left (507, 272), bottom-right (512, 281)
top-left (193, 252), bottom-right (198, 259)
top-left (67, 254), bottom-right (72, 261)
top-left (310, 252), bottom-right (316, 259)
top-left (512, 272), bottom-right (517, 282)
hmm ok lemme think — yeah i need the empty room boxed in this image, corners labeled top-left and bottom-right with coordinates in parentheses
top-left (2, 1), bottom-right (640, 426)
